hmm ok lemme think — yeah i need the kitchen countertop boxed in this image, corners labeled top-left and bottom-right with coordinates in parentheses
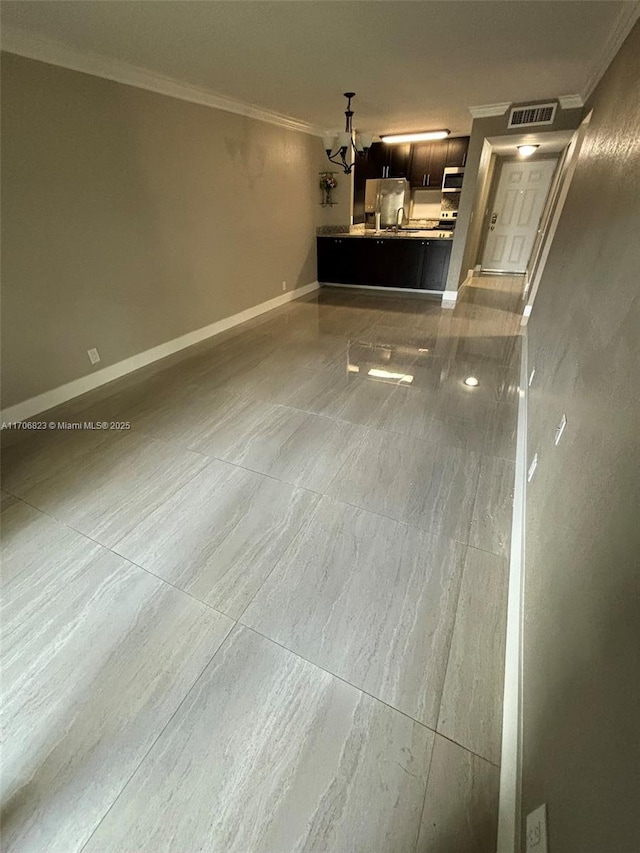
top-left (318, 226), bottom-right (453, 241)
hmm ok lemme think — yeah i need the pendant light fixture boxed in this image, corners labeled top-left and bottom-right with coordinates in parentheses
top-left (323, 93), bottom-right (373, 175)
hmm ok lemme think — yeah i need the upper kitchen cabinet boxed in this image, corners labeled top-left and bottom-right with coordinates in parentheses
top-left (386, 143), bottom-right (411, 177)
top-left (408, 142), bottom-right (447, 189)
top-left (358, 142), bottom-right (410, 179)
top-left (408, 137), bottom-right (470, 188)
top-left (361, 142), bottom-right (387, 180)
top-left (445, 136), bottom-right (470, 168)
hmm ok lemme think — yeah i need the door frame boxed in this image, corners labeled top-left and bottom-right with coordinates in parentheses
top-left (521, 111), bottom-right (593, 323)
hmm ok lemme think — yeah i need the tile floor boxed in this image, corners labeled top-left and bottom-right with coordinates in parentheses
top-left (1, 275), bottom-right (521, 853)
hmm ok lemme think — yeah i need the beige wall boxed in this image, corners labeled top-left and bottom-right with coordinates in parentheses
top-left (522, 20), bottom-right (640, 852)
top-left (1, 53), bottom-right (337, 409)
top-left (447, 102), bottom-right (582, 290)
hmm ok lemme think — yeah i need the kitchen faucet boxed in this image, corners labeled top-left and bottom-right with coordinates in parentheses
top-left (395, 207), bottom-right (404, 233)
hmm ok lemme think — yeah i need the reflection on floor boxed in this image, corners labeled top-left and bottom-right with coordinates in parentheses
top-left (1, 275), bottom-right (522, 853)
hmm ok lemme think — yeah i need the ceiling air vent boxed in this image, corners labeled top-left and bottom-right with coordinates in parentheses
top-left (508, 103), bottom-right (557, 129)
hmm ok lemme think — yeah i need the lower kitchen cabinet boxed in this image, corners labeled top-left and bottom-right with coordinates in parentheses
top-left (316, 237), bottom-right (359, 284)
top-left (317, 237), bottom-right (451, 292)
top-left (420, 240), bottom-right (452, 290)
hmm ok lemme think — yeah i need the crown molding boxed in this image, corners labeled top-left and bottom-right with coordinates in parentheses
top-left (581, 0), bottom-right (640, 102)
top-left (558, 94), bottom-right (584, 110)
top-left (468, 102), bottom-right (511, 119)
top-left (1, 28), bottom-right (323, 137)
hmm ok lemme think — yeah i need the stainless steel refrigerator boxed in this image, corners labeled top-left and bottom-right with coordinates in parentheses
top-left (364, 178), bottom-right (411, 228)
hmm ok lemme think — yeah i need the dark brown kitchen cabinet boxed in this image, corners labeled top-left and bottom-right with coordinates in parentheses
top-left (445, 137), bottom-right (470, 168)
top-left (408, 142), bottom-right (447, 189)
top-left (317, 237), bottom-right (452, 292)
top-left (420, 240), bottom-right (451, 291)
top-left (316, 237), bottom-right (360, 285)
top-left (407, 138), bottom-right (469, 189)
top-left (408, 143), bottom-right (432, 188)
top-left (361, 142), bottom-right (388, 179)
top-left (357, 239), bottom-right (393, 286)
top-left (358, 238), bottom-right (424, 288)
top-left (386, 240), bottom-right (425, 287)
top-left (386, 144), bottom-right (411, 177)
top-left (358, 142), bottom-right (410, 180)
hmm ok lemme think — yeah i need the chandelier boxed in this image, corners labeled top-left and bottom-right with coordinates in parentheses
top-left (322, 93), bottom-right (373, 175)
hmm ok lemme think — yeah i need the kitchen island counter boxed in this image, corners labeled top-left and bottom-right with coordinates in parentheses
top-left (317, 233), bottom-right (452, 292)
top-left (320, 227), bottom-right (453, 241)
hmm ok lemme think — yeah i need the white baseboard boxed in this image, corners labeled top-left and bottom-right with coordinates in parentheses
top-left (520, 304), bottom-right (533, 327)
top-left (441, 289), bottom-right (458, 307)
top-left (322, 282), bottom-right (443, 297)
top-left (1, 282), bottom-right (320, 424)
top-left (496, 334), bottom-right (528, 852)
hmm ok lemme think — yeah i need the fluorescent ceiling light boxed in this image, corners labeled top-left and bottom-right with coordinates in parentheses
top-left (368, 368), bottom-right (414, 383)
top-left (381, 130), bottom-right (450, 144)
top-left (517, 144), bottom-right (539, 157)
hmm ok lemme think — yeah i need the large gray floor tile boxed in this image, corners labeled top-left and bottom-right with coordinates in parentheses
top-left (1, 502), bottom-right (233, 853)
top-left (254, 333), bottom-right (347, 370)
top-left (9, 431), bottom-right (209, 548)
top-left (214, 355), bottom-right (319, 406)
top-left (114, 459), bottom-right (320, 617)
top-left (285, 365), bottom-right (400, 428)
top-left (469, 455), bottom-right (515, 557)
top-left (373, 384), bottom-right (486, 449)
top-left (1, 427), bottom-right (124, 497)
top-left (417, 735), bottom-right (500, 853)
top-left (327, 428), bottom-right (481, 542)
top-left (243, 497), bottom-right (466, 726)
top-left (438, 548), bottom-right (508, 764)
top-left (82, 626), bottom-right (433, 853)
top-left (175, 392), bottom-right (283, 455)
top-left (194, 405), bottom-right (367, 493)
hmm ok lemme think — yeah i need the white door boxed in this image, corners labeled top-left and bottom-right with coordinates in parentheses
top-left (482, 159), bottom-right (556, 273)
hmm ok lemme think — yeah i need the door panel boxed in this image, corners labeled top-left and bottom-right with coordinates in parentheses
top-left (482, 159), bottom-right (556, 273)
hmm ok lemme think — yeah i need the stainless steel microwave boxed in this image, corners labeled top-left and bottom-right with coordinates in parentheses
top-left (442, 167), bottom-right (465, 192)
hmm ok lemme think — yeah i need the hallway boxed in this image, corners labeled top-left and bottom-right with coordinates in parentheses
top-left (1, 276), bottom-right (522, 852)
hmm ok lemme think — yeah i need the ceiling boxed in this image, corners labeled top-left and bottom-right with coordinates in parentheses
top-left (1, 1), bottom-right (635, 136)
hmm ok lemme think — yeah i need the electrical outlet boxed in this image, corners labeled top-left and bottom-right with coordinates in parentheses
top-left (554, 413), bottom-right (567, 446)
top-left (282, 281), bottom-right (287, 291)
top-left (526, 804), bottom-right (548, 853)
top-left (87, 348), bottom-right (101, 365)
